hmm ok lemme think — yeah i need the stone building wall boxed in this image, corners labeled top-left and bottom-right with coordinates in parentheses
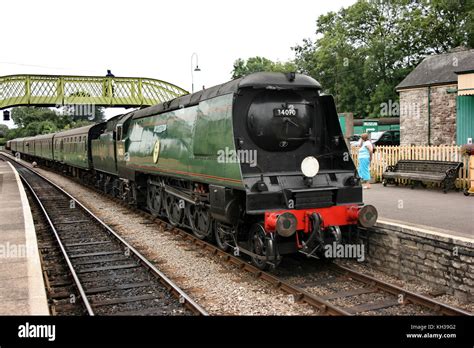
top-left (400, 88), bottom-right (429, 145)
top-left (399, 84), bottom-right (457, 145)
top-left (429, 85), bottom-right (457, 145)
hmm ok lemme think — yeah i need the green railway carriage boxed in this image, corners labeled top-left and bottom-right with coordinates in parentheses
top-left (53, 124), bottom-right (104, 169)
top-left (23, 137), bottom-right (36, 156)
top-left (33, 133), bottom-right (55, 160)
top-left (9, 138), bottom-right (22, 153)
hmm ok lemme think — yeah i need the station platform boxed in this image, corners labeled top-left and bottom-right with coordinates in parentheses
top-left (364, 183), bottom-right (474, 240)
top-left (0, 157), bottom-right (49, 315)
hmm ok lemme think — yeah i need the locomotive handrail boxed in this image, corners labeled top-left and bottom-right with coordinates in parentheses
top-left (0, 74), bottom-right (189, 109)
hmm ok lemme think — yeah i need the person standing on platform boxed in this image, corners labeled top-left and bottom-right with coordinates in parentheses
top-left (358, 133), bottom-right (373, 189)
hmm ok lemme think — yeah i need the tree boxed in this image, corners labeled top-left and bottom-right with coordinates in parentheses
top-left (5, 105), bottom-right (103, 140)
top-left (0, 124), bottom-right (8, 146)
top-left (0, 124), bottom-right (8, 138)
top-left (11, 107), bottom-right (59, 128)
top-left (293, 0), bottom-right (473, 118)
top-left (231, 56), bottom-right (297, 79)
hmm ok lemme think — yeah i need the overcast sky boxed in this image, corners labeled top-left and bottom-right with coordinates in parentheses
top-left (0, 0), bottom-right (355, 126)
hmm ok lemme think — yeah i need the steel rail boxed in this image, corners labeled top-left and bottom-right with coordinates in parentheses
top-left (4, 154), bottom-right (208, 316)
top-left (19, 173), bottom-right (95, 315)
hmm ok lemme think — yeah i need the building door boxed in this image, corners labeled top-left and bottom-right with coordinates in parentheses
top-left (457, 96), bottom-right (474, 145)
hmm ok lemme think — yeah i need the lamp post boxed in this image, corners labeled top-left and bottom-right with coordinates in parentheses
top-left (191, 52), bottom-right (201, 93)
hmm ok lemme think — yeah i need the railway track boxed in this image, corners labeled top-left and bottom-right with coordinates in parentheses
top-left (2, 153), bottom-right (471, 316)
top-left (275, 258), bottom-right (473, 316)
top-left (152, 220), bottom-right (471, 316)
top-left (6, 157), bottom-right (207, 316)
top-left (29, 192), bottom-right (87, 315)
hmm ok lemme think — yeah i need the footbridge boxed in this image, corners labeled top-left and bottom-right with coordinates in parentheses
top-left (0, 74), bottom-right (188, 110)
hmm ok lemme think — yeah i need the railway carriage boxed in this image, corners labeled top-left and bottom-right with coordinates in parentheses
top-left (9, 138), bottom-right (20, 153)
top-left (23, 136), bottom-right (36, 157)
top-left (33, 133), bottom-right (55, 160)
top-left (53, 124), bottom-right (104, 170)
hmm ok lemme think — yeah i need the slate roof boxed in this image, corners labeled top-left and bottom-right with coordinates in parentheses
top-left (396, 49), bottom-right (474, 90)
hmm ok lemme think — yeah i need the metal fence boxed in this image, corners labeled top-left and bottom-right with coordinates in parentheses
top-left (350, 145), bottom-right (470, 188)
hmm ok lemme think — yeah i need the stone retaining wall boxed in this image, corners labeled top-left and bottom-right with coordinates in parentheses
top-left (358, 220), bottom-right (473, 303)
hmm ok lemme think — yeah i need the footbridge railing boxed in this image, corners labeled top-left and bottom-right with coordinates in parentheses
top-left (0, 74), bottom-right (188, 109)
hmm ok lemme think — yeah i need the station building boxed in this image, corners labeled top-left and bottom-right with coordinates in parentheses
top-left (396, 48), bottom-right (474, 146)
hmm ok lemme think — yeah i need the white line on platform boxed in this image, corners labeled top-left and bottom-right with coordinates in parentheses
top-left (377, 218), bottom-right (474, 245)
top-left (7, 161), bottom-right (50, 315)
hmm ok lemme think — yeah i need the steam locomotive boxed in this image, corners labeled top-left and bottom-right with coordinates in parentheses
top-left (7, 72), bottom-right (377, 269)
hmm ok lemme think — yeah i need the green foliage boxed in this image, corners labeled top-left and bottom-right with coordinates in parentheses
top-left (232, 56), bottom-right (298, 79)
top-left (4, 106), bottom-right (100, 140)
top-left (292, 0), bottom-right (473, 118)
top-left (11, 107), bottom-right (59, 129)
top-left (0, 124), bottom-right (8, 138)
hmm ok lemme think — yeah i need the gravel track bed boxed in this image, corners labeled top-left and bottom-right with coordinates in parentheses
top-left (32, 166), bottom-right (317, 315)
top-left (79, 267), bottom-right (147, 282)
top-left (81, 273), bottom-right (152, 289)
top-left (66, 245), bottom-right (120, 254)
top-left (363, 303), bottom-right (433, 316)
top-left (89, 285), bottom-right (170, 302)
top-left (74, 260), bottom-right (137, 272)
top-left (93, 298), bottom-right (188, 316)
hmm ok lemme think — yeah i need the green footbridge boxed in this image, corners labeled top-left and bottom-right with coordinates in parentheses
top-left (0, 74), bottom-right (188, 110)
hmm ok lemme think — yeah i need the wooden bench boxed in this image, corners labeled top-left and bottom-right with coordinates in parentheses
top-left (382, 160), bottom-right (463, 193)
